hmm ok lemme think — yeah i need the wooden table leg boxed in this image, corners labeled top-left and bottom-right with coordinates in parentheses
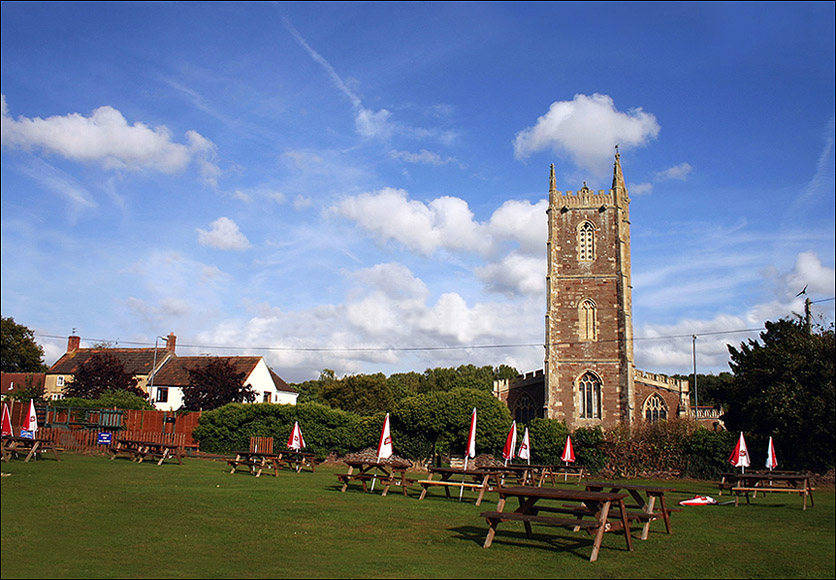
top-left (589, 500), bottom-right (611, 563)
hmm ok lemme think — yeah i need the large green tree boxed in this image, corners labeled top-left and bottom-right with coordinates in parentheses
top-left (182, 358), bottom-right (256, 411)
top-left (1, 317), bottom-right (48, 373)
top-left (723, 317), bottom-right (834, 471)
top-left (64, 351), bottom-right (144, 399)
top-left (320, 372), bottom-right (394, 415)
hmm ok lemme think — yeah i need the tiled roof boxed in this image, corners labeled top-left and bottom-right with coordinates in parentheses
top-left (48, 349), bottom-right (166, 376)
top-left (269, 368), bottom-right (296, 393)
top-left (152, 356), bottom-right (262, 387)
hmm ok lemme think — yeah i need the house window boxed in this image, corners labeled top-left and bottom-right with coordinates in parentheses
top-left (644, 394), bottom-right (668, 423)
top-left (579, 372), bottom-right (602, 419)
top-left (514, 394), bottom-right (537, 424)
top-left (56, 376), bottom-right (65, 387)
top-left (156, 388), bottom-right (169, 403)
top-left (579, 299), bottom-right (597, 341)
top-left (578, 221), bottom-right (595, 262)
top-left (263, 392), bottom-right (271, 403)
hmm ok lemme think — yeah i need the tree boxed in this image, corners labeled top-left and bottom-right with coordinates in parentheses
top-left (64, 351), bottom-right (143, 399)
top-left (722, 317), bottom-right (835, 471)
top-left (320, 372), bottom-right (394, 415)
top-left (182, 358), bottom-right (255, 411)
top-left (1, 317), bottom-right (48, 372)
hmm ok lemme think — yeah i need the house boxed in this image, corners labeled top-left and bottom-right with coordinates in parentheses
top-left (147, 355), bottom-right (298, 411)
top-left (45, 334), bottom-right (176, 400)
top-left (45, 333), bottom-right (297, 411)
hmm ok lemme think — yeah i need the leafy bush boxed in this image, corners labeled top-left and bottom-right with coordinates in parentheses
top-left (526, 418), bottom-right (569, 465)
top-left (192, 402), bottom-right (373, 458)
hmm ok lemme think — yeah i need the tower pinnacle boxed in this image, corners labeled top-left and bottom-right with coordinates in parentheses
top-left (612, 145), bottom-right (626, 192)
top-left (549, 163), bottom-right (556, 195)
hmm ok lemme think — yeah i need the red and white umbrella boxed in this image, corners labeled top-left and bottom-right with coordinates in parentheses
top-left (20, 399), bottom-right (38, 438)
top-left (1, 403), bottom-right (13, 437)
top-left (461, 408), bottom-right (477, 500)
top-left (765, 436), bottom-right (778, 471)
top-left (464, 407), bottom-right (477, 467)
top-left (728, 431), bottom-right (750, 473)
top-left (561, 435), bottom-right (576, 464)
top-left (377, 413), bottom-right (393, 461)
top-left (679, 495), bottom-right (717, 506)
top-left (501, 421), bottom-right (517, 465)
top-left (517, 427), bottom-right (531, 465)
top-left (286, 421), bottom-right (306, 450)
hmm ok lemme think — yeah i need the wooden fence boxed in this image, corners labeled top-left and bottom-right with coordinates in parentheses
top-left (4, 400), bottom-right (202, 453)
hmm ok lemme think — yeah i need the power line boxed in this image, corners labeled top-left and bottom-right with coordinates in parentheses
top-left (34, 326), bottom-right (768, 354)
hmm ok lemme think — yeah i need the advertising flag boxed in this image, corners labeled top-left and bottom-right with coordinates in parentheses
top-left (501, 421), bottom-right (517, 464)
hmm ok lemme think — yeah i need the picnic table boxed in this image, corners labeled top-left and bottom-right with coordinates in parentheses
top-left (582, 481), bottom-right (678, 540)
top-left (417, 467), bottom-right (503, 506)
top-left (109, 439), bottom-right (182, 466)
top-left (2, 435), bottom-right (62, 463)
top-left (228, 450), bottom-right (278, 477)
top-left (481, 486), bottom-right (633, 562)
top-left (719, 472), bottom-right (815, 510)
top-left (336, 460), bottom-right (412, 496)
top-left (273, 449), bottom-right (318, 473)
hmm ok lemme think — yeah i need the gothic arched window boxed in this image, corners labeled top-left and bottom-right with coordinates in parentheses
top-left (514, 393), bottom-right (537, 424)
top-left (578, 221), bottom-right (595, 262)
top-left (579, 299), bottom-right (597, 341)
top-left (578, 372), bottom-right (602, 419)
top-left (644, 394), bottom-right (668, 423)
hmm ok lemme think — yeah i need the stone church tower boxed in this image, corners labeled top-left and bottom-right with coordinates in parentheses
top-left (544, 150), bottom-right (635, 429)
top-left (494, 150), bottom-right (689, 430)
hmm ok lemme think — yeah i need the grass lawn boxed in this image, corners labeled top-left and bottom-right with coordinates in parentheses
top-left (2, 453), bottom-right (834, 579)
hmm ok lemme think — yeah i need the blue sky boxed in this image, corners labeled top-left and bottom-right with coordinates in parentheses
top-left (2, 2), bottom-right (834, 382)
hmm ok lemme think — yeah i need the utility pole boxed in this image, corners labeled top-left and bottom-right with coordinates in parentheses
top-left (692, 335), bottom-right (699, 421)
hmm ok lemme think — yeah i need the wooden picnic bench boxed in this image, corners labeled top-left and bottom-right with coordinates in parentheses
top-left (2, 435), bottom-right (62, 463)
top-left (720, 472), bottom-right (815, 510)
top-left (336, 460), bottom-right (414, 496)
top-left (481, 486), bottom-right (633, 562)
top-left (417, 467), bottom-right (502, 506)
top-left (582, 481), bottom-right (678, 540)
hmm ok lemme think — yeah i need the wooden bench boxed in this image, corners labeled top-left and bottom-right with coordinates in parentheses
top-left (732, 485), bottom-right (815, 510)
top-left (481, 510), bottom-right (601, 530)
top-left (481, 487), bottom-right (633, 562)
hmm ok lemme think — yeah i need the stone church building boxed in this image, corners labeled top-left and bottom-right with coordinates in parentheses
top-left (494, 151), bottom-right (689, 430)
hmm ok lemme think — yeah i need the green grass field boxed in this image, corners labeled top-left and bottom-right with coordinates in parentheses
top-left (2, 454), bottom-right (834, 579)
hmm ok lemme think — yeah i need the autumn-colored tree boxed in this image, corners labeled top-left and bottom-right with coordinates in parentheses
top-left (182, 358), bottom-right (255, 411)
top-left (64, 351), bottom-right (143, 399)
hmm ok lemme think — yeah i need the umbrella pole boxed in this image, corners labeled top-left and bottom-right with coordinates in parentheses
top-left (460, 457), bottom-right (468, 501)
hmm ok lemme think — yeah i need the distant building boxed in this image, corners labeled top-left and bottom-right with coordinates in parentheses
top-left (148, 355), bottom-right (297, 411)
top-left (494, 152), bottom-right (690, 429)
top-left (45, 333), bottom-right (296, 410)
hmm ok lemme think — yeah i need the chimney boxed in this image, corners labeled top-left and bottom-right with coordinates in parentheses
top-left (166, 333), bottom-right (177, 353)
top-left (68, 335), bottom-right (81, 352)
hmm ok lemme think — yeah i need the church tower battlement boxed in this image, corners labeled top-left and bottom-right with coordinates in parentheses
top-left (544, 150), bottom-right (635, 428)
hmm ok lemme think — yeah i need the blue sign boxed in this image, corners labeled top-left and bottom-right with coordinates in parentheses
top-left (19, 430), bottom-right (34, 439)
top-left (97, 432), bottom-right (113, 445)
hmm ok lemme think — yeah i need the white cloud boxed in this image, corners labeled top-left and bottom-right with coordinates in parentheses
top-left (783, 251), bottom-right (835, 298)
top-left (475, 253), bottom-right (545, 297)
top-left (1, 94), bottom-right (219, 179)
top-left (332, 187), bottom-right (484, 255)
top-left (389, 149), bottom-right (462, 167)
top-left (630, 182), bottom-right (653, 195)
top-left (333, 189), bottom-right (547, 260)
top-left (196, 217), bottom-right (252, 251)
top-left (513, 93), bottom-right (660, 175)
top-left (655, 162), bottom-right (693, 181)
